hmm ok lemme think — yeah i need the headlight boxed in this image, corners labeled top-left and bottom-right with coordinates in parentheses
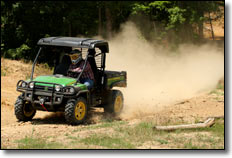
top-left (69, 87), bottom-right (75, 93)
top-left (21, 82), bottom-right (27, 88)
top-left (55, 85), bottom-right (61, 92)
top-left (29, 82), bottom-right (34, 89)
top-left (64, 86), bottom-right (75, 94)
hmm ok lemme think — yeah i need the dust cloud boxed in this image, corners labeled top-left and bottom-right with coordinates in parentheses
top-left (106, 22), bottom-right (224, 119)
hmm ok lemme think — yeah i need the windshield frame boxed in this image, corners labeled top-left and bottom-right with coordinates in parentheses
top-left (30, 46), bottom-right (89, 85)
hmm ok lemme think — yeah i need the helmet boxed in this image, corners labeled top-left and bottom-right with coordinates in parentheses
top-left (69, 49), bottom-right (82, 65)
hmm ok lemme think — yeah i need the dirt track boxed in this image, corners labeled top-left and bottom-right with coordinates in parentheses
top-left (1, 58), bottom-right (224, 149)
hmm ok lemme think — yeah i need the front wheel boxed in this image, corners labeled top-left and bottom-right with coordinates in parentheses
top-left (15, 96), bottom-right (36, 121)
top-left (104, 90), bottom-right (124, 116)
top-left (65, 97), bottom-right (88, 125)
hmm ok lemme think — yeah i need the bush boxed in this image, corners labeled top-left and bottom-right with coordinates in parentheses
top-left (4, 44), bottom-right (31, 60)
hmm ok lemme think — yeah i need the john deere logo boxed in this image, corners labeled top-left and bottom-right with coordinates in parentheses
top-left (44, 87), bottom-right (48, 91)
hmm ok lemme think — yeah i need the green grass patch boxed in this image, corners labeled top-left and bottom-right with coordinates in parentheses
top-left (209, 79), bottom-right (224, 96)
top-left (208, 119), bottom-right (224, 137)
top-left (70, 119), bottom-right (224, 149)
top-left (16, 136), bottom-right (65, 149)
top-left (156, 139), bottom-right (168, 144)
top-left (80, 134), bottom-right (135, 149)
top-left (183, 139), bottom-right (201, 149)
top-left (72, 120), bottom-right (127, 133)
top-left (209, 89), bottom-right (224, 96)
top-left (173, 119), bottom-right (224, 149)
top-left (67, 135), bottom-right (80, 141)
top-left (182, 135), bottom-right (223, 149)
top-left (14, 119), bottom-right (224, 149)
top-left (216, 81), bottom-right (224, 90)
top-left (1, 145), bottom-right (8, 149)
top-left (90, 120), bottom-right (126, 129)
top-left (185, 118), bottom-right (224, 136)
top-left (115, 121), bottom-right (168, 146)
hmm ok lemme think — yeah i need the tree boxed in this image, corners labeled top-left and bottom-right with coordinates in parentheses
top-left (131, 1), bottom-right (224, 45)
top-left (1, 1), bottom-right (224, 60)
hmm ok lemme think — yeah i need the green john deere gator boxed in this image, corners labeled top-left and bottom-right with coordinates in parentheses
top-left (15, 37), bottom-right (127, 125)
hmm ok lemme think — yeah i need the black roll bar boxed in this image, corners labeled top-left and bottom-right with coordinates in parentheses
top-left (30, 47), bottom-right (42, 80)
top-left (75, 51), bottom-right (90, 85)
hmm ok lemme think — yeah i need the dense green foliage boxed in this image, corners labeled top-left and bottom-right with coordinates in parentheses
top-left (1, 1), bottom-right (224, 60)
top-left (131, 1), bottom-right (224, 46)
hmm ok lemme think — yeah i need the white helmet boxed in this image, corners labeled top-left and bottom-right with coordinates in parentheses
top-left (69, 49), bottom-right (82, 64)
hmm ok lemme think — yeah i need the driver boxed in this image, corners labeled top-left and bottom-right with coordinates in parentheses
top-left (67, 49), bottom-right (95, 90)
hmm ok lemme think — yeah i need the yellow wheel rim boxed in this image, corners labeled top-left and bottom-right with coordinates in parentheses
top-left (23, 103), bottom-right (35, 117)
top-left (114, 96), bottom-right (123, 113)
top-left (75, 101), bottom-right (86, 120)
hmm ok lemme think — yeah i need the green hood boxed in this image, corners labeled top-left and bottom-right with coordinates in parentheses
top-left (33, 75), bottom-right (77, 87)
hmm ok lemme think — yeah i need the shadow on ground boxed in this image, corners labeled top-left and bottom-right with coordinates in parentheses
top-left (29, 108), bottom-right (118, 125)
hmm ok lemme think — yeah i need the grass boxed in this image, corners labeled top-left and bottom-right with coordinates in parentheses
top-left (89, 120), bottom-right (127, 129)
top-left (71, 120), bottom-right (127, 133)
top-left (185, 118), bottom-right (224, 136)
top-left (80, 135), bottom-right (135, 149)
top-left (16, 136), bottom-right (65, 149)
top-left (14, 126), bottom-right (65, 149)
top-left (114, 121), bottom-right (168, 147)
top-left (209, 79), bottom-right (224, 96)
top-left (12, 118), bottom-right (224, 149)
top-left (216, 80), bottom-right (224, 90)
top-left (156, 139), bottom-right (168, 145)
top-left (206, 119), bottom-right (224, 137)
top-left (210, 89), bottom-right (224, 96)
top-left (173, 118), bottom-right (224, 149)
top-left (183, 139), bottom-right (201, 149)
top-left (24, 72), bottom-right (32, 80)
top-left (1, 67), bottom-right (9, 76)
top-left (75, 119), bottom-right (223, 149)
top-left (33, 63), bottom-right (53, 78)
top-left (1, 57), bottom-right (53, 79)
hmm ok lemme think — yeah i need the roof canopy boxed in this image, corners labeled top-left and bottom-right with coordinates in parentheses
top-left (37, 37), bottom-right (109, 53)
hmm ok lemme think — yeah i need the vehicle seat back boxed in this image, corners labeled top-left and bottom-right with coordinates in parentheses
top-left (54, 55), bottom-right (71, 76)
top-left (87, 49), bottom-right (98, 83)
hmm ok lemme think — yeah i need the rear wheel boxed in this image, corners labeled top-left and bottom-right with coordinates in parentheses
top-left (65, 97), bottom-right (88, 125)
top-left (104, 90), bottom-right (124, 116)
top-left (15, 96), bottom-right (36, 121)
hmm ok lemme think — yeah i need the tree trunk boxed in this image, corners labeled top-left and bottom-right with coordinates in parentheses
top-left (68, 22), bottom-right (72, 37)
top-left (197, 1), bottom-right (204, 40)
top-left (105, 5), bottom-right (112, 39)
top-left (209, 12), bottom-right (215, 40)
top-left (198, 22), bottom-right (204, 39)
top-left (98, 6), bottom-right (102, 36)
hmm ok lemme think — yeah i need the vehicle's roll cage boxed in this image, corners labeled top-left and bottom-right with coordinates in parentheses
top-left (30, 37), bottom-right (109, 85)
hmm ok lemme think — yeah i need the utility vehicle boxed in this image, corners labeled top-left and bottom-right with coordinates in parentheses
top-left (15, 37), bottom-right (127, 125)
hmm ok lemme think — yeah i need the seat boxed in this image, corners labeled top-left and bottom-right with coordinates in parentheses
top-left (87, 49), bottom-right (99, 85)
top-left (54, 55), bottom-right (71, 76)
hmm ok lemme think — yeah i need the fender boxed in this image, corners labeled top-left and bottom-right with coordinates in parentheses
top-left (76, 90), bottom-right (90, 105)
top-left (110, 81), bottom-right (127, 88)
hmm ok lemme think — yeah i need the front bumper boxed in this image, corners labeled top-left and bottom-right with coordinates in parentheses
top-left (16, 80), bottom-right (73, 111)
top-left (24, 90), bottom-right (63, 105)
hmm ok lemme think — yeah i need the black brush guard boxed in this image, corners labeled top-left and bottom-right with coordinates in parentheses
top-left (17, 80), bottom-right (65, 111)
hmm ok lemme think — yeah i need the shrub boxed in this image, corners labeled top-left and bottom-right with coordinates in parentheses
top-left (4, 44), bottom-right (31, 60)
